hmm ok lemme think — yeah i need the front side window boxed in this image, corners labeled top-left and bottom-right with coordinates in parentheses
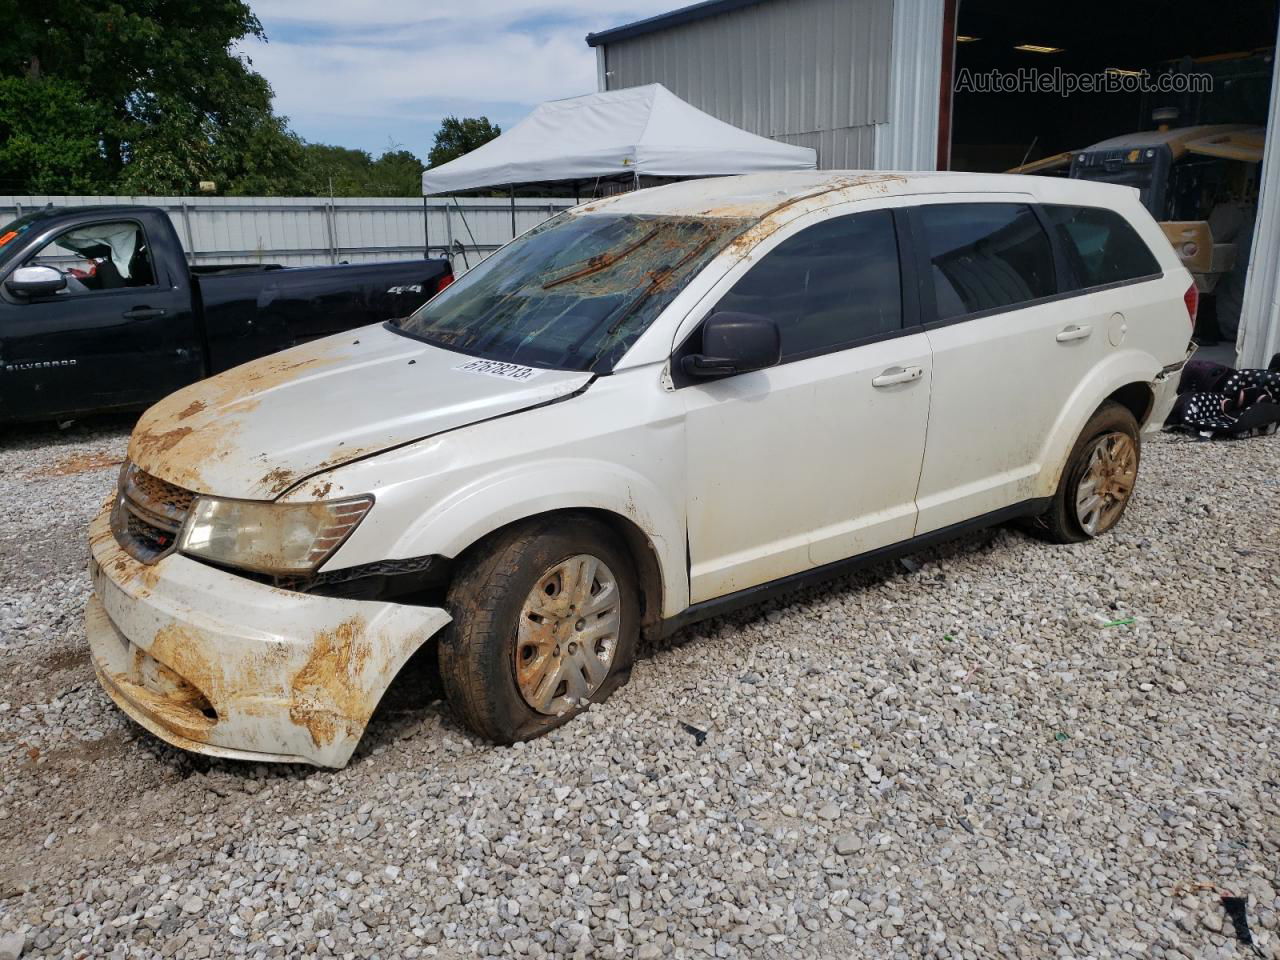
top-left (1044, 205), bottom-right (1161, 290)
top-left (26, 220), bottom-right (157, 295)
top-left (394, 212), bottom-right (750, 373)
top-left (916, 203), bottom-right (1055, 321)
top-left (711, 209), bottom-right (903, 360)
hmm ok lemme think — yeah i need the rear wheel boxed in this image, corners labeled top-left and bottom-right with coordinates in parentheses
top-left (438, 516), bottom-right (639, 743)
top-left (1029, 402), bottom-right (1140, 543)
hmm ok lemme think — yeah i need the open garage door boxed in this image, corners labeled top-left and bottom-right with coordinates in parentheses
top-left (947, 0), bottom-right (1278, 355)
top-left (949, 0), bottom-right (1276, 173)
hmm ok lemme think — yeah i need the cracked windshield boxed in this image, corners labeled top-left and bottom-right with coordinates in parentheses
top-left (394, 212), bottom-right (751, 373)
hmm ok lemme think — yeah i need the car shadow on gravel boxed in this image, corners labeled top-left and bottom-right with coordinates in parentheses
top-left (308, 522), bottom-right (1029, 770)
top-left (346, 522), bottom-right (1029, 765)
top-left (71, 518), bottom-right (1026, 780)
top-left (1, 412), bottom-right (138, 451)
top-left (637, 521), bottom-right (1022, 661)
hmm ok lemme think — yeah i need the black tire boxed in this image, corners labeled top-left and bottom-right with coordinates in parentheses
top-left (1027, 401), bottom-right (1141, 544)
top-left (438, 515), bottom-right (640, 743)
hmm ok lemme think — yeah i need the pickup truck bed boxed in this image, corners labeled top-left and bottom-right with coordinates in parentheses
top-left (0, 204), bottom-right (452, 423)
top-left (196, 259), bottom-right (450, 373)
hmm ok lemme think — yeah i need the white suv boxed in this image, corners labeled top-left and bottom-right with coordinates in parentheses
top-left (87, 172), bottom-right (1194, 767)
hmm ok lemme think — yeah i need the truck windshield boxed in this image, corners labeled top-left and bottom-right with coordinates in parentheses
top-left (0, 210), bottom-right (57, 271)
top-left (1072, 154), bottom-right (1158, 213)
top-left (392, 211), bottom-right (751, 373)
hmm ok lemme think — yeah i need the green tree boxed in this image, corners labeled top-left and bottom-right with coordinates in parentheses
top-left (0, 0), bottom-right (300, 194)
top-left (290, 143), bottom-right (425, 197)
top-left (0, 75), bottom-right (109, 193)
top-left (369, 148), bottom-right (426, 196)
top-left (427, 116), bottom-right (501, 169)
top-left (297, 143), bottom-right (376, 196)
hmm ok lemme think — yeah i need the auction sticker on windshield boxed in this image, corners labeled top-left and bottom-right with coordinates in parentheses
top-left (453, 358), bottom-right (545, 382)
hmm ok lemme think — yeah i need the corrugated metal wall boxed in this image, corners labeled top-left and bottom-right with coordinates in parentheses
top-left (874, 0), bottom-right (944, 171)
top-left (601, 0), bottom-right (893, 169)
top-left (775, 125), bottom-right (879, 169)
top-left (1237, 16), bottom-right (1280, 368)
top-left (0, 196), bottom-right (574, 273)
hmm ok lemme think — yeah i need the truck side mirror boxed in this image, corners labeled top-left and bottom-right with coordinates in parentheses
top-left (680, 311), bottom-right (782, 380)
top-left (6, 265), bottom-right (66, 298)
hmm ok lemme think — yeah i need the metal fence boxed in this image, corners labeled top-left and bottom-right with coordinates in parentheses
top-left (0, 195), bottom-right (575, 272)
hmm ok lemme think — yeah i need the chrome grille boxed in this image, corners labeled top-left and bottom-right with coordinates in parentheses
top-left (111, 462), bottom-right (197, 564)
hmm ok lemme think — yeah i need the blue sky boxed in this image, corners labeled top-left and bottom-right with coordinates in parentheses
top-left (240, 1), bottom-right (679, 157)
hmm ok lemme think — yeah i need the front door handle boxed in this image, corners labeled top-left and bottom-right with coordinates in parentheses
top-left (122, 307), bottom-right (166, 320)
top-left (872, 365), bottom-right (924, 387)
top-left (1056, 324), bottom-right (1093, 342)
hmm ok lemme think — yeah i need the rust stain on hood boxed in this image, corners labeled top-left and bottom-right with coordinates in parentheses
top-left (126, 325), bottom-right (593, 501)
top-left (176, 399), bottom-right (207, 421)
top-left (128, 342), bottom-right (354, 494)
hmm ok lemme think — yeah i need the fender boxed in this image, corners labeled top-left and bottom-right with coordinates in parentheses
top-left (1033, 349), bottom-right (1161, 499)
top-left (382, 457), bottom-right (689, 617)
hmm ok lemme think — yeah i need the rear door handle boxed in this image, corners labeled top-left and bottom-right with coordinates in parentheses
top-left (1056, 324), bottom-right (1092, 342)
top-left (122, 307), bottom-right (166, 320)
top-left (872, 365), bottom-right (924, 387)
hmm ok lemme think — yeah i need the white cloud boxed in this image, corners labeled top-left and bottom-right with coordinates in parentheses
top-left (252, 0), bottom-right (663, 29)
top-left (239, 1), bottom-right (677, 151)
top-left (242, 31), bottom-right (597, 120)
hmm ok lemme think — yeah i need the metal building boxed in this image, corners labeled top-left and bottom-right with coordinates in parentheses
top-left (588, 0), bottom-right (1280, 367)
top-left (587, 0), bottom-right (945, 172)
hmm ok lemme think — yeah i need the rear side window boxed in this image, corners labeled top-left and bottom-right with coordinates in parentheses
top-left (1044, 205), bottom-right (1161, 290)
top-left (915, 203), bottom-right (1055, 321)
top-left (713, 209), bottom-right (902, 360)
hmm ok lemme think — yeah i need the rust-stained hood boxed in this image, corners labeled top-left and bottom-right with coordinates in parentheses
top-left (128, 324), bottom-right (592, 499)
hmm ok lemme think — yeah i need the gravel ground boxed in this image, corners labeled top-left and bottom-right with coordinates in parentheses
top-left (0, 417), bottom-right (1277, 960)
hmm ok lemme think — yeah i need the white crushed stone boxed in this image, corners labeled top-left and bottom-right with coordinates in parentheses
top-left (0, 418), bottom-right (1277, 959)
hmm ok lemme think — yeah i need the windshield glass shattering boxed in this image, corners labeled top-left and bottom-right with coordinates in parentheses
top-left (394, 212), bottom-right (753, 373)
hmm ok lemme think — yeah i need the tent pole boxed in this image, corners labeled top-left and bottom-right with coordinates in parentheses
top-left (423, 195), bottom-right (430, 259)
top-left (510, 184), bottom-right (517, 239)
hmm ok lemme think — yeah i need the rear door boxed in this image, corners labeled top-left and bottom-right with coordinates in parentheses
top-left (910, 198), bottom-right (1108, 533)
top-left (0, 215), bottom-right (201, 421)
top-left (1041, 203), bottom-right (1172, 363)
top-left (678, 208), bottom-right (933, 602)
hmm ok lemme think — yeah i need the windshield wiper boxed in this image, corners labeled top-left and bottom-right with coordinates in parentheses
top-left (557, 230), bottom-right (719, 367)
top-left (604, 232), bottom-right (716, 336)
top-left (541, 227), bottom-right (660, 290)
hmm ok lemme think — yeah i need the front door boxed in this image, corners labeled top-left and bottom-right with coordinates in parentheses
top-left (678, 209), bottom-right (933, 604)
top-left (0, 217), bottom-right (201, 421)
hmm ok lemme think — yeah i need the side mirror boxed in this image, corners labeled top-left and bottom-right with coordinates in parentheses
top-left (681, 311), bottom-right (781, 380)
top-left (6, 265), bottom-right (66, 298)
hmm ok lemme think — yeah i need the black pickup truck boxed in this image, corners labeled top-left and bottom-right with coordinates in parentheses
top-left (0, 204), bottom-right (453, 423)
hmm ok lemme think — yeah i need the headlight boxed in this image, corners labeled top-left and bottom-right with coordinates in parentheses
top-left (178, 495), bottom-right (373, 575)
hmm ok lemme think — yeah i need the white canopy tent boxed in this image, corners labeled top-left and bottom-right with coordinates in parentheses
top-left (421, 84), bottom-right (816, 196)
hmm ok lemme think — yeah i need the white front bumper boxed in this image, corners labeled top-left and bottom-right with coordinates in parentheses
top-left (86, 505), bottom-right (451, 768)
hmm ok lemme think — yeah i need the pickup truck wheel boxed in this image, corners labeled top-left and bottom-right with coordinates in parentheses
top-left (1030, 401), bottom-right (1140, 543)
top-left (438, 517), bottom-right (639, 744)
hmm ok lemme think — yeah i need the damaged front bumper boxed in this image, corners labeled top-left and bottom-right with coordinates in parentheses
top-left (86, 505), bottom-right (451, 768)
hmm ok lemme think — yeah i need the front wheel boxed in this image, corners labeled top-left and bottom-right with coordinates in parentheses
top-left (438, 516), bottom-right (639, 743)
top-left (1029, 402), bottom-right (1141, 543)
